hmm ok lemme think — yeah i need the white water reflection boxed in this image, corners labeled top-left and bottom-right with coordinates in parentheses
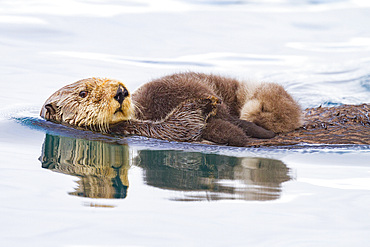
top-left (287, 37), bottom-right (370, 52)
top-left (50, 50), bottom-right (307, 69)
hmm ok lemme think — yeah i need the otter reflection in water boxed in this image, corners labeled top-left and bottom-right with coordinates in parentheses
top-left (40, 134), bottom-right (292, 201)
top-left (40, 134), bottom-right (130, 199)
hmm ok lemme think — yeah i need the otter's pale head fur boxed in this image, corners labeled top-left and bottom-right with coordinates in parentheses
top-left (240, 82), bottom-right (303, 133)
top-left (40, 78), bottom-right (134, 132)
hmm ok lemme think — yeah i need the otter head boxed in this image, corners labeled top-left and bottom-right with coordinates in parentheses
top-left (240, 82), bottom-right (303, 133)
top-left (40, 78), bottom-right (134, 132)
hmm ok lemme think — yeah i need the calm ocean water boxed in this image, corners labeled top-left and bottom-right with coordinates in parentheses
top-left (1, 0), bottom-right (370, 246)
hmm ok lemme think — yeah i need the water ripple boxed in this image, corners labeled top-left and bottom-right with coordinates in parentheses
top-left (50, 51), bottom-right (306, 69)
top-left (360, 74), bottom-right (370, 91)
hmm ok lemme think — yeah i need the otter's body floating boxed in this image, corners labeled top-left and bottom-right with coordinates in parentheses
top-left (248, 104), bottom-right (370, 147)
top-left (40, 72), bottom-right (369, 147)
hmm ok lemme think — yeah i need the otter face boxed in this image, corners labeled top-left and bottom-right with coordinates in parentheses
top-left (40, 78), bottom-right (134, 132)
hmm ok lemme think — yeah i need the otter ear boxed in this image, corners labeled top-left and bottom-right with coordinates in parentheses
top-left (42, 102), bottom-right (58, 121)
top-left (45, 104), bottom-right (56, 115)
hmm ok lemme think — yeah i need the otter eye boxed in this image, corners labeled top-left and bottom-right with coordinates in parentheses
top-left (79, 91), bottom-right (88, 98)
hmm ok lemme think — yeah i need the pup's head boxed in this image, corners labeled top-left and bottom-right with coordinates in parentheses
top-left (240, 83), bottom-right (303, 133)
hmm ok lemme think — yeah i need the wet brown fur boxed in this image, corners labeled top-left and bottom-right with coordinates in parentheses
top-left (246, 104), bottom-right (370, 146)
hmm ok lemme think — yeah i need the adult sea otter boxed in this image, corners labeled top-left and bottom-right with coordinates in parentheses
top-left (40, 72), bottom-right (370, 147)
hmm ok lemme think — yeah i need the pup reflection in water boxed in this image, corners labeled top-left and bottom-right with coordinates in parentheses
top-left (40, 134), bottom-right (291, 201)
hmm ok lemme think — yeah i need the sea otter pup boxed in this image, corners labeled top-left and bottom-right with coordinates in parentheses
top-left (40, 72), bottom-right (302, 146)
top-left (125, 72), bottom-right (303, 146)
top-left (132, 72), bottom-right (302, 133)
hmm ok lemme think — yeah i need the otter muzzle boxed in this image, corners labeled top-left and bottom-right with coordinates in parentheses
top-left (114, 85), bottom-right (129, 105)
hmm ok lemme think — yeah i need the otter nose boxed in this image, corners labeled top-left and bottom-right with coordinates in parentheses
top-left (114, 86), bottom-right (129, 105)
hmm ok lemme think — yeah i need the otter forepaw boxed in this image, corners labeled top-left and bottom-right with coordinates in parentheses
top-left (206, 95), bottom-right (221, 105)
top-left (200, 96), bottom-right (220, 119)
top-left (175, 97), bottom-right (219, 122)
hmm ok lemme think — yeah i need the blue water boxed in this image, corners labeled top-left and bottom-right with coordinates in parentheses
top-left (1, 0), bottom-right (370, 246)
